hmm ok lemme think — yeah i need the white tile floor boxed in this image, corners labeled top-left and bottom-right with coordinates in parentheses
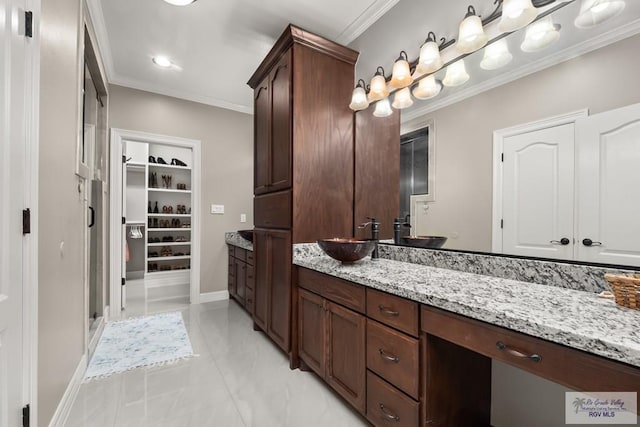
top-left (66, 283), bottom-right (368, 426)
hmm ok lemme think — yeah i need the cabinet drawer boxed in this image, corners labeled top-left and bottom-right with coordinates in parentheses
top-left (366, 371), bottom-right (419, 427)
top-left (234, 248), bottom-right (246, 262)
top-left (254, 190), bottom-right (291, 229)
top-left (297, 267), bottom-right (365, 314)
top-left (246, 251), bottom-right (254, 265)
top-left (367, 320), bottom-right (419, 399)
top-left (367, 289), bottom-right (419, 337)
top-left (228, 245), bottom-right (236, 258)
top-left (421, 306), bottom-right (640, 393)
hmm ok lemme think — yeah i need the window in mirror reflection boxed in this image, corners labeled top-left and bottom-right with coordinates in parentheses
top-left (400, 127), bottom-right (429, 222)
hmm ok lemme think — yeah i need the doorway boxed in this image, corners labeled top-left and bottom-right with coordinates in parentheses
top-left (109, 129), bottom-right (202, 319)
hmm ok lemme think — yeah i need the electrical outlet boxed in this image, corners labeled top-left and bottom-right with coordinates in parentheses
top-left (210, 204), bottom-right (224, 214)
top-left (240, 214), bottom-right (247, 223)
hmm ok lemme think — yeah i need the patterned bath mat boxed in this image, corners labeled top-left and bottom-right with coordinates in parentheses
top-left (84, 311), bottom-right (194, 381)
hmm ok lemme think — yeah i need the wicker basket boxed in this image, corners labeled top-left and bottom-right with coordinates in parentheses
top-left (604, 274), bottom-right (640, 310)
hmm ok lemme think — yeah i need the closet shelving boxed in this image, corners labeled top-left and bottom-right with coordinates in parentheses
top-left (146, 155), bottom-right (192, 275)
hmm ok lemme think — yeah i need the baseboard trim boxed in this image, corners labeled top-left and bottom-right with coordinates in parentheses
top-left (49, 353), bottom-right (87, 427)
top-left (199, 290), bottom-right (229, 303)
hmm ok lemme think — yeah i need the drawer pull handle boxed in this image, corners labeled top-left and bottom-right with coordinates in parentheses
top-left (496, 341), bottom-right (541, 362)
top-left (378, 348), bottom-right (400, 363)
top-left (379, 403), bottom-right (400, 422)
top-left (378, 305), bottom-right (399, 317)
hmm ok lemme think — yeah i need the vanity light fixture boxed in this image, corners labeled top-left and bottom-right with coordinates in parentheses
top-left (152, 56), bottom-right (172, 68)
top-left (521, 16), bottom-right (561, 52)
top-left (480, 38), bottom-right (513, 70)
top-left (456, 6), bottom-right (489, 54)
top-left (574, 0), bottom-right (625, 28)
top-left (498, 0), bottom-right (538, 32)
top-left (392, 87), bottom-right (414, 109)
top-left (416, 32), bottom-right (444, 75)
top-left (373, 97), bottom-right (393, 117)
top-left (163, 0), bottom-right (197, 5)
top-left (349, 79), bottom-right (370, 111)
top-left (442, 59), bottom-right (470, 87)
top-left (412, 75), bottom-right (443, 100)
top-left (389, 51), bottom-right (414, 89)
top-left (368, 67), bottom-right (390, 101)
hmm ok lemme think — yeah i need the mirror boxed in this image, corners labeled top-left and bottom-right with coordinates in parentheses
top-left (363, 0), bottom-right (640, 267)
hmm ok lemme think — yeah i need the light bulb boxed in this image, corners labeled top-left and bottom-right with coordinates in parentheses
top-left (480, 39), bottom-right (513, 70)
top-left (416, 32), bottom-right (444, 75)
top-left (389, 51), bottom-right (414, 89)
top-left (373, 98), bottom-right (393, 117)
top-left (412, 75), bottom-right (442, 100)
top-left (368, 67), bottom-right (389, 102)
top-left (456, 6), bottom-right (488, 54)
top-left (574, 0), bottom-right (625, 28)
top-left (521, 17), bottom-right (561, 52)
top-left (349, 81), bottom-right (370, 111)
top-left (498, 0), bottom-right (538, 33)
top-left (392, 87), bottom-right (414, 109)
top-left (442, 60), bottom-right (470, 87)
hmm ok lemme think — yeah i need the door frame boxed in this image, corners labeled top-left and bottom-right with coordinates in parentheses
top-left (109, 128), bottom-right (202, 318)
top-left (491, 109), bottom-right (588, 253)
top-left (2, 0), bottom-right (42, 424)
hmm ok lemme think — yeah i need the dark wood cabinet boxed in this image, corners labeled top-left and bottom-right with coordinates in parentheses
top-left (297, 287), bottom-right (366, 413)
top-left (248, 25), bottom-right (359, 357)
top-left (227, 246), bottom-right (254, 313)
top-left (253, 228), bottom-right (292, 353)
top-left (254, 52), bottom-right (292, 196)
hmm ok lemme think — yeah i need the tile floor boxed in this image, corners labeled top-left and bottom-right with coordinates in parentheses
top-left (66, 282), bottom-right (368, 426)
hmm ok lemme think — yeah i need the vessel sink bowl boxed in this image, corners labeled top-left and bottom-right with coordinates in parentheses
top-left (238, 229), bottom-right (254, 242)
top-left (317, 238), bottom-right (376, 263)
top-left (399, 235), bottom-right (447, 249)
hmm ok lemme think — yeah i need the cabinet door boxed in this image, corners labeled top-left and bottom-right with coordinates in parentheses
top-left (235, 258), bottom-right (246, 305)
top-left (253, 230), bottom-right (269, 330)
top-left (267, 229), bottom-right (292, 352)
top-left (298, 289), bottom-right (326, 377)
top-left (228, 252), bottom-right (236, 298)
top-left (254, 77), bottom-right (270, 194)
top-left (326, 300), bottom-right (366, 413)
top-left (269, 51), bottom-right (292, 193)
top-left (576, 103), bottom-right (640, 267)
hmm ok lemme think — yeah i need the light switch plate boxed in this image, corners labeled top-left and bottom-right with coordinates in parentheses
top-left (240, 214), bottom-right (247, 223)
top-left (211, 204), bottom-right (224, 214)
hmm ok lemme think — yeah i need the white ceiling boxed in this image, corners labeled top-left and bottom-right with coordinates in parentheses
top-left (87, 0), bottom-right (399, 114)
top-left (88, 0), bottom-right (640, 117)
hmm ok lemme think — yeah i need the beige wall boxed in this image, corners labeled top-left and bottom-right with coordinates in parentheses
top-left (108, 85), bottom-right (253, 294)
top-left (39, 0), bottom-right (86, 425)
top-left (406, 34), bottom-right (640, 252)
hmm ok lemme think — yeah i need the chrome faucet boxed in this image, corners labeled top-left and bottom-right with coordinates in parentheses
top-left (393, 218), bottom-right (411, 244)
top-left (358, 217), bottom-right (379, 259)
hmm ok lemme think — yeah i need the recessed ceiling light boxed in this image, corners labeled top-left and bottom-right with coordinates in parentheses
top-left (152, 56), bottom-right (172, 68)
top-left (163, 0), bottom-right (197, 5)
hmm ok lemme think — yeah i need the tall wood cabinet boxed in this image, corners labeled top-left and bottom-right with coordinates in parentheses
top-left (247, 24), bottom-right (400, 356)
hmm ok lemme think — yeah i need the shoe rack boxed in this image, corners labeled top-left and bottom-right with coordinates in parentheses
top-left (146, 144), bottom-right (193, 275)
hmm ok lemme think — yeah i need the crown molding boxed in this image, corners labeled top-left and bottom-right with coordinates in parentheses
top-left (402, 18), bottom-right (640, 123)
top-left (85, 0), bottom-right (115, 80)
top-left (336, 0), bottom-right (400, 45)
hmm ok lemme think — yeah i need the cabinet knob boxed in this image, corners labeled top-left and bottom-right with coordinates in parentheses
top-left (582, 238), bottom-right (602, 247)
top-left (550, 238), bottom-right (570, 245)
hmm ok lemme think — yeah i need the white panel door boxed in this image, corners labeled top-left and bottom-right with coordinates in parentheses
top-left (502, 123), bottom-right (575, 259)
top-left (0, 0), bottom-right (28, 425)
top-left (576, 103), bottom-right (640, 267)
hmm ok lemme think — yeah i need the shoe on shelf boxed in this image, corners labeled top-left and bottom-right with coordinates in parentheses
top-left (157, 157), bottom-right (167, 164)
top-left (171, 158), bottom-right (187, 167)
top-left (149, 156), bottom-right (156, 163)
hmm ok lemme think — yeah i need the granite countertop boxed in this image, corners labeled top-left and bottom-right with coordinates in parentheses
top-left (225, 232), bottom-right (253, 251)
top-left (293, 244), bottom-right (640, 368)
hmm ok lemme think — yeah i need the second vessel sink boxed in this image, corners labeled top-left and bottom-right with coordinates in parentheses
top-left (317, 238), bottom-right (376, 263)
top-left (399, 235), bottom-right (447, 249)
